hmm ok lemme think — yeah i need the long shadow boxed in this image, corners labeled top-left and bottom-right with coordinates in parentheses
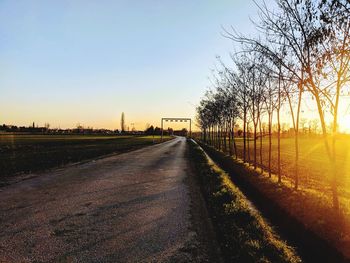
top-left (199, 142), bottom-right (349, 263)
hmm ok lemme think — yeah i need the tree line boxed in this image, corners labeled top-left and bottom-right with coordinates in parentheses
top-left (196, 0), bottom-right (350, 211)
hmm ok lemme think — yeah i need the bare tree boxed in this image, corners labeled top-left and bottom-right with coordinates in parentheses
top-left (121, 112), bottom-right (126, 133)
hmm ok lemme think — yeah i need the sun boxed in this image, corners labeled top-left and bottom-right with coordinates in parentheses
top-left (338, 115), bottom-right (350, 133)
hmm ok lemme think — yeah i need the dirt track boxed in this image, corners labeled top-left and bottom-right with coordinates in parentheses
top-left (0, 137), bottom-right (217, 262)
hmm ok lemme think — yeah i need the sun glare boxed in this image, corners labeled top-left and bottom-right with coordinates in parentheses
top-left (338, 115), bottom-right (350, 133)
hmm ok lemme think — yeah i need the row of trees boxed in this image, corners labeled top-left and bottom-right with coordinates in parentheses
top-left (145, 125), bottom-right (188, 136)
top-left (196, 0), bottom-right (350, 211)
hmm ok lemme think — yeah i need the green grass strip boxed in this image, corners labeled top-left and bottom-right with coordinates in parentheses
top-left (189, 140), bottom-right (301, 263)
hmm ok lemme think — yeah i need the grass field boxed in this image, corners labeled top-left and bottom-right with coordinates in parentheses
top-left (200, 135), bottom-right (350, 252)
top-left (199, 141), bottom-right (350, 261)
top-left (226, 136), bottom-right (350, 200)
top-left (0, 134), bottom-right (172, 184)
top-left (200, 134), bottom-right (350, 258)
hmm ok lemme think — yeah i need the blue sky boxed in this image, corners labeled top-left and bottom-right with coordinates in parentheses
top-left (0, 0), bottom-right (271, 130)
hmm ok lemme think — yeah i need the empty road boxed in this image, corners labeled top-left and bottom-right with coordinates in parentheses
top-left (0, 137), bottom-right (216, 262)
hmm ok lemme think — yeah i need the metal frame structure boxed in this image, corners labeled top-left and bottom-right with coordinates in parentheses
top-left (161, 117), bottom-right (191, 141)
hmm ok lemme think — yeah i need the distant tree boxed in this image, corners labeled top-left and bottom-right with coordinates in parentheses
top-left (300, 118), bottom-right (308, 134)
top-left (145, 125), bottom-right (154, 135)
top-left (121, 112), bottom-right (125, 133)
top-left (168, 127), bottom-right (174, 135)
top-left (154, 127), bottom-right (161, 135)
top-left (310, 119), bottom-right (319, 134)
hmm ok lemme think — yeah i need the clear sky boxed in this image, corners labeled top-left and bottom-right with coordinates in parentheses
top-left (0, 0), bottom-right (270, 130)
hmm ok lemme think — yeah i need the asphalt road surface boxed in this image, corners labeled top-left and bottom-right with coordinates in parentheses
top-left (0, 137), bottom-right (218, 263)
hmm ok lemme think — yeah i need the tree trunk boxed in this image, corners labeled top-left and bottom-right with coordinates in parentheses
top-left (294, 89), bottom-right (302, 190)
top-left (247, 123), bottom-right (251, 164)
top-left (314, 92), bottom-right (339, 210)
top-left (277, 100), bottom-right (281, 182)
top-left (243, 109), bottom-right (247, 162)
top-left (268, 112), bottom-right (272, 178)
top-left (232, 122), bottom-right (238, 160)
top-left (254, 121), bottom-right (257, 170)
top-left (331, 79), bottom-right (341, 212)
top-left (224, 122), bottom-right (227, 153)
top-left (228, 121), bottom-right (232, 156)
top-left (277, 68), bottom-right (281, 182)
top-left (259, 116), bottom-right (263, 174)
